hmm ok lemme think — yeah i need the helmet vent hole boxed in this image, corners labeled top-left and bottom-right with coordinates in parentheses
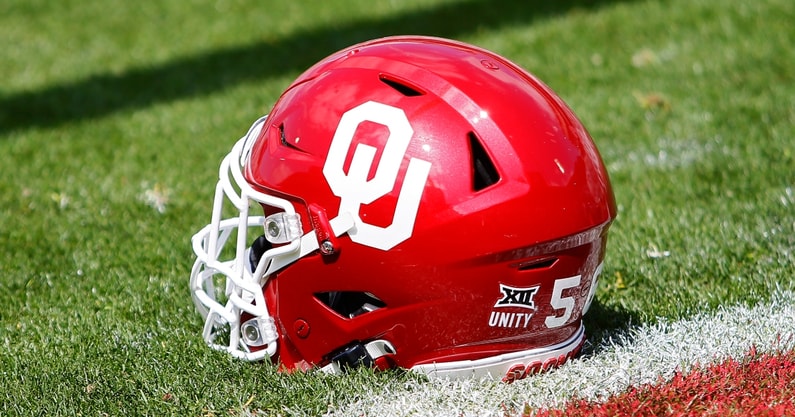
top-left (379, 74), bottom-right (424, 97)
top-left (315, 291), bottom-right (386, 319)
top-left (278, 123), bottom-right (302, 151)
top-left (469, 132), bottom-right (500, 191)
top-left (518, 257), bottom-right (558, 271)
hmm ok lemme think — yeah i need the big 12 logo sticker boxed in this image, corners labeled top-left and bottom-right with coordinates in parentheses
top-left (322, 101), bottom-right (432, 250)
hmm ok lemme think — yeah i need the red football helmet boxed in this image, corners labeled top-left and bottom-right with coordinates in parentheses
top-left (190, 36), bottom-right (616, 380)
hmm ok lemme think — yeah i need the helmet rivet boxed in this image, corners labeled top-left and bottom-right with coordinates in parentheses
top-left (294, 319), bottom-right (310, 339)
top-left (320, 240), bottom-right (335, 255)
top-left (242, 322), bottom-right (260, 344)
top-left (266, 220), bottom-right (280, 238)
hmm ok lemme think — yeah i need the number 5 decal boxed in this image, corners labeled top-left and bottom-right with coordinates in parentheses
top-left (544, 263), bottom-right (603, 328)
top-left (323, 101), bottom-right (432, 251)
top-left (544, 275), bottom-right (581, 329)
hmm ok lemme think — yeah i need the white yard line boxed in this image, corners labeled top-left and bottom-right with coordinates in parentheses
top-left (324, 291), bottom-right (795, 417)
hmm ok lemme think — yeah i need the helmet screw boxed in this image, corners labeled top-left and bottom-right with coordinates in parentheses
top-left (294, 319), bottom-right (310, 339)
top-left (320, 240), bottom-right (335, 255)
top-left (266, 220), bottom-right (280, 238)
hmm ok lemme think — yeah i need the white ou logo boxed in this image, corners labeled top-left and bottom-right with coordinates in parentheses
top-left (323, 101), bottom-right (432, 250)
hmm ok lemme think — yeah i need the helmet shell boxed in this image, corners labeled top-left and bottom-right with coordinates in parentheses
top-left (243, 36), bottom-right (616, 371)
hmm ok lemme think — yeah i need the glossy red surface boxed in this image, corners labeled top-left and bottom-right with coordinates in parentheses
top-left (244, 36), bottom-right (616, 370)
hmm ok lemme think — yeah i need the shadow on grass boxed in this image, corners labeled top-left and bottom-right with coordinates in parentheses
top-left (0, 0), bottom-right (633, 135)
top-left (582, 299), bottom-right (642, 353)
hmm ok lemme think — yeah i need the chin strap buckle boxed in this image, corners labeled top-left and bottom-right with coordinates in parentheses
top-left (321, 340), bottom-right (396, 374)
top-left (308, 203), bottom-right (338, 256)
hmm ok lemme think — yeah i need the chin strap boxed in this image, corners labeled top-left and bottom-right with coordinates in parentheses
top-left (320, 339), bottom-right (397, 374)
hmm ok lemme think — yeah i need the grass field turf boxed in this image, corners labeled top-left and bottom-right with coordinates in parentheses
top-left (1, 0), bottom-right (793, 415)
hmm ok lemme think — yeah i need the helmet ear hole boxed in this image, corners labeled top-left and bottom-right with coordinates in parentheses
top-left (315, 291), bottom-right (386, 319)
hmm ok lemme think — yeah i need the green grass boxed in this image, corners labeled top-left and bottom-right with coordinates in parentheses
top-left (1, 0), bottom-right (793, 415)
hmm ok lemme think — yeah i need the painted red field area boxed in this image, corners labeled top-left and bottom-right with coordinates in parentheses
top-left (530, 348), bottom-right (795, 417)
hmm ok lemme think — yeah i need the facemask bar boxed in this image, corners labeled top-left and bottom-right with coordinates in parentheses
top-left (190, 116), bottom-right (355, 362)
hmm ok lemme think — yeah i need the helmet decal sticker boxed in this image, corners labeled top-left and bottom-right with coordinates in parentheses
top-left (490, 284), bottom-right (539, 329)
top-left (323, 101), bottom-right (432, 250)
top-left (582, 262), bottom-right (604, 315)
top-left (489, 311), bottom-right (535, 329)
top-left (494, 284), bottom-right (540, 310)
top-left (544, 275), bottom-right (583, 329)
